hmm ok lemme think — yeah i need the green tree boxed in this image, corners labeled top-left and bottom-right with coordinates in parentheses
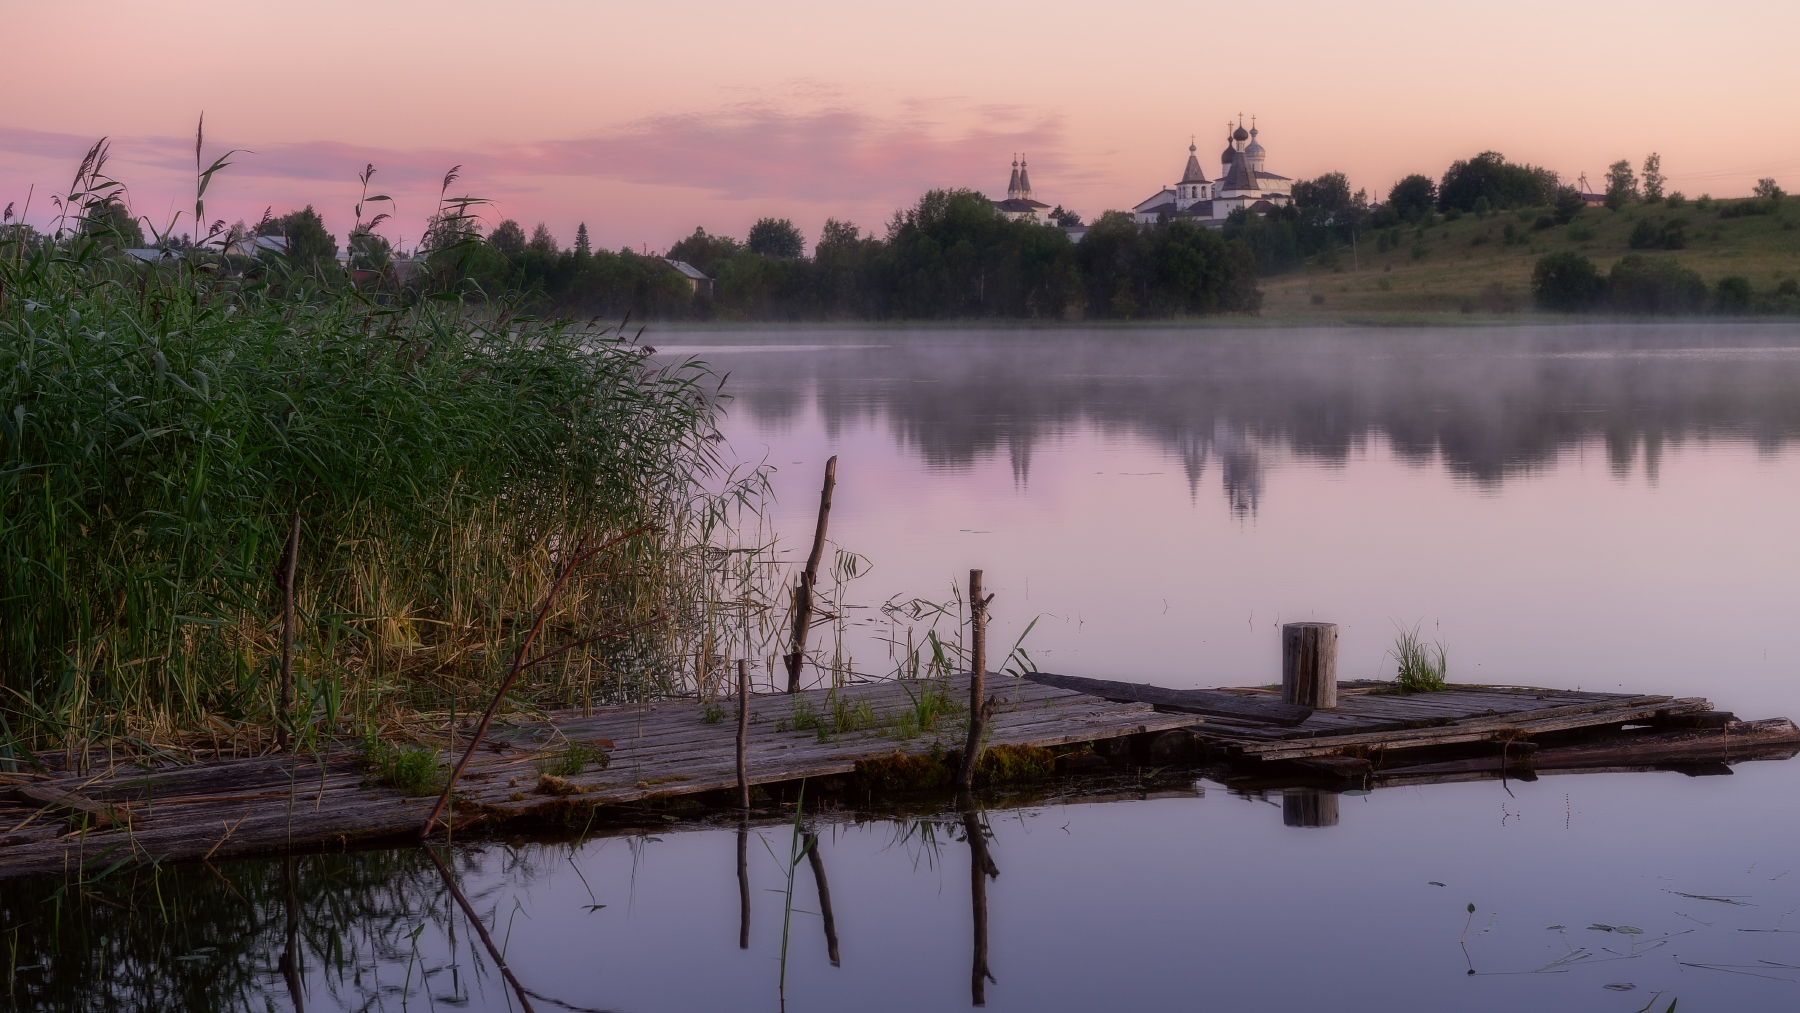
top-left (666, 227), bottom-right (743, 274)
top-left (814, 218), bottom-right (860, 256)
top-left (1753, 178), bottom-right (1785, 201)
top-left (1439, 151), bottom-right (1558, 212)
top-left (82, 197), bottom-right (145, 249)
top-left (488, 219), bottom-right (526, 255)
top-left (1715, 275), bottom-right (1753, 313)
top-left (1608, 254), bottom-right (1707, 313)
top-left (1641, 153), bottom-right (1664, 203)
top-left (1604, 159), bottom-right (1638, 210)
top-left (1293, 172), bottom-right (1353, 212)
top-left (528, 223), bottom-right (558, 255)
top-left (1387, 175), bottom-right (1437, 222)
top-left (1553, 186), bottom-right (1587, 225)
top-left (1048, 205), bottom-right (1083, 227)
top-left (1531, 250), bottom-right (1604, 311)
top-left (278, 206), bottom-right (337, 270)
top-left (574, 222), bottom-right (591, 256)
top-left (1472, 196), bottom-right (1490, 218)
top-left (748, 217), bottom-right (805, 259)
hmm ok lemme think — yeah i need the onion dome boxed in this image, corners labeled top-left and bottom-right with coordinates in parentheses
top-left (1244, 125), bottom-right (1265, 162)
top-left (1233, 125), bottom-right (1249, 142)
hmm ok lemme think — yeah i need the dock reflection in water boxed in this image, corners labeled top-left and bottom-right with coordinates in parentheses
top-left (7, 756), bottom-right (1800, 1012)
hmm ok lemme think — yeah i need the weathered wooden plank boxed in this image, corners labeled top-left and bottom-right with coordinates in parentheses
top-left (1376, 718), bottom-right (1800, 776)
top-left (1024, 672), bottom-right (1313, 725)
top-left (1241, 698), bottom-right (1712, 761)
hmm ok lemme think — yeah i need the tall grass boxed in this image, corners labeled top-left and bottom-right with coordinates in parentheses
top-left (0, 227), bottom-right (751, 759)
top-left (1391, 624), bottom-right (1448, 692)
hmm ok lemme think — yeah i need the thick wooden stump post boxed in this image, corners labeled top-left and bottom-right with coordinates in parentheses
top-left (1282, 621), bottom-right (1338, 710)
top-left (1282, 788), bottom-right (1340, 828)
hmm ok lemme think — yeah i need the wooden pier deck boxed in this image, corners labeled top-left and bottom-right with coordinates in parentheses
top-left (0, 674), bottom-right (1190, 880)
top-left (1024, 672), bottom-right (1800, 775)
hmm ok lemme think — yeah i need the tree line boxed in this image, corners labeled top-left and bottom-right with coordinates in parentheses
top-left (437, 189), bottom-right (1260, 321)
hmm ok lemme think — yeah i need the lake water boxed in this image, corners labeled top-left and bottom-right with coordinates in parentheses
top-left (10, 325), bottom-right (1800, 1011)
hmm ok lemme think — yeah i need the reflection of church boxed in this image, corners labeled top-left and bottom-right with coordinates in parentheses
top-left (1133, 117), bottom-right (1292, 227)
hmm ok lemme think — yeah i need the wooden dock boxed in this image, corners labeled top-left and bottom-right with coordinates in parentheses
top-left (0, 674), bottom-right (1189, 880)
top-left (1024, 672), bottom-right (1800, 778)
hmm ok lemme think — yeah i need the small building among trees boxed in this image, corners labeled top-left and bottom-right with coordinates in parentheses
top-left (1133, 118), bottom-right (1293, 228)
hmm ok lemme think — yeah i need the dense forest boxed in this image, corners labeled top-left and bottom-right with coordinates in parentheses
top-left (425, 189), bottom-right (1261, 321)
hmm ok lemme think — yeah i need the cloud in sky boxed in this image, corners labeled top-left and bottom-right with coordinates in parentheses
top-left (0, 101), bottom-right (1068, 247)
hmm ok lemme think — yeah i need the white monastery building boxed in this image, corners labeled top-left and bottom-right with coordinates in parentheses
top-left (991, 155), bottom-right (1054, 223)
top-left (1132, 118), bottom-right (1292, 228)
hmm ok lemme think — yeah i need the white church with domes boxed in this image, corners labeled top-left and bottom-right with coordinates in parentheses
top-left (1132, 117), bottom-right (1292, 227)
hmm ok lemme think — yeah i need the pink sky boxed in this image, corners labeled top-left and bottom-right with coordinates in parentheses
top-left (4, 0), bottom-right (1796, 253)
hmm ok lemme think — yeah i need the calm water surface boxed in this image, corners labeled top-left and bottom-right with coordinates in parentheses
top-left (9, 325), bottom-right (1800, 1011)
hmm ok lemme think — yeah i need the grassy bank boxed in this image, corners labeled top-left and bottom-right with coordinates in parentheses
top-left (0, 241), bottom-right (748, 761)
top-left (1260, 197), bottom-right (1800, 319)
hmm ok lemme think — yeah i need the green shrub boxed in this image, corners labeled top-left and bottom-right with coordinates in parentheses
top-left (1444, 207), bottom-right (1464, 222)
top-left (1628, 219), bottom-right (1662, 249)
top-left (1665, 192), bottom-right (1687, 209)
top-left (1718, 198), bottom-right (1774, 219)
top-left (1715, 275), bottom-right (1754, 314)
top-left (1410, 242), bottom-right (1429, 261)
top-left (1532, 251), bottom-right (1605, 311)
top-left (362, 734), bottom-right (442, 796)
top-left (1472, 196), bottom-right (1491, 218)
top-left (1608, 254), bottom-right (1708, 314)
top-left (1533, 215), bottom-right (1555, 231)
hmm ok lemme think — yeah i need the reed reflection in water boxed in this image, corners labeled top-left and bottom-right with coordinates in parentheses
top-left (10, 760), bottom-right (1800, 1011)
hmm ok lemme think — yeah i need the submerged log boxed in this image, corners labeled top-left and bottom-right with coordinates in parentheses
top-left (1023, 671), bottom-right (1314, 726)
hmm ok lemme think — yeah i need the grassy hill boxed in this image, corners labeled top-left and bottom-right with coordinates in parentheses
top-left (1257, 197), bottom-right (1800, 320)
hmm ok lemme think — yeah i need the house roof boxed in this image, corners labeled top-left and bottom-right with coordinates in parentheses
top-left (1217, 151), bottom-right (1261, 192)
top-left (1137, 201), bottom-right (1178, 218)
top-left (1133, 189), bottom-right (1176, 213)
top-left (663, 259), bottom-right (710, 281)
top-left (992, 198), bottom-right (1051, 212)
top-left (1253, 171), bottom-right (1290, 181)
top-left (1175, 200), bottom-right (1216, 218)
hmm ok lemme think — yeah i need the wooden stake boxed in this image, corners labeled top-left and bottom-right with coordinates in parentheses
top-left (957, 570), bottom-right (995, 792)
top-left (784, 456), bottom-right (837, 693)
top-left (277, 510), bottom-right (300, 751)
top-left (804, 830), bottom-right (840, 966)
top-left (1282, 622), bottom-right (1338, 710)
top-left (960, 794), bottom-right (998, 1004)
top-left (737, 819), bottom-right (751, 949)
top-left (736, 659), bottom-right (750, 811)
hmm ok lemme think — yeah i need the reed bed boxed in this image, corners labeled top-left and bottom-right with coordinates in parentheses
top-left (0, 229), bottom-right (766, 763)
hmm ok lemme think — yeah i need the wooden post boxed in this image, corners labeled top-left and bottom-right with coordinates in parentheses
top-left (1282, 622), bottom-right (1338, 710)
top-left (736, 659), bottom-right (750, 811)
top-left (957, 570), bottom-right (994, 792)
top-left (1282, 788), bottom-right (1341, 828)
top-left (277, 510), bottom-right (301, 750)
top-left (784, 456), bottom-right (837, 693)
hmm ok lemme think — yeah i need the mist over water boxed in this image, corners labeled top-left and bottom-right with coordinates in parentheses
top-left (13, 324), bottom-right (1800, 1012)
top-left (675, 325), bottom-right (1800, 717)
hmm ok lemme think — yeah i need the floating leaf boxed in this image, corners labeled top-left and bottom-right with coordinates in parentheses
top-left (1546, 925), bottom-right (1565, 930)
top-left (1603, 982), bottom-right (1637, 991)
top-left (1467, 903), bottom-right (1476, 913)
top-left (1343, 789), bottom-right (1371, 796)
top-left (1616, 925), bottom-right (1645, 935)
top-left (1589, 923), bottom-right (1617, 931)
top-left (1429, 881), bottom-right (1445, 887)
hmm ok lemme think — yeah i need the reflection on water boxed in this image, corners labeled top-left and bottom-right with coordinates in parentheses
top-left (669, 325), bottom-right (1800, 714)
top-left (9, 764), bottom-right (1800, 1012)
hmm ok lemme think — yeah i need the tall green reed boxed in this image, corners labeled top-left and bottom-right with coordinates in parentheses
top-left (0, 229), bottom-right (754, 758)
